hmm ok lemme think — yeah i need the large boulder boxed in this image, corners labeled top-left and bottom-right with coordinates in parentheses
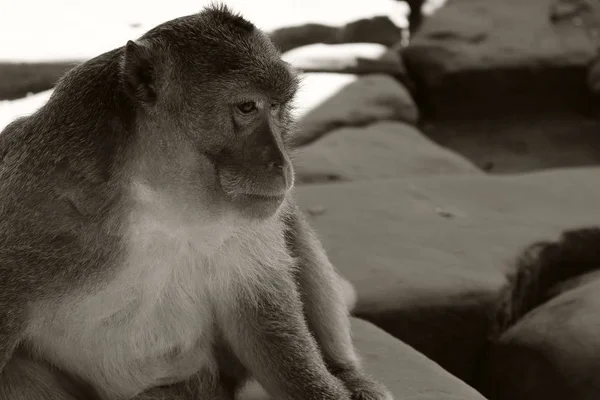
top-left (239, 318), bottom-right (487, 400)
top-left (269, 16), bottom-right (404, 53)
top-left (482, 272), bottom-right (600, 399)
top-left (294, 74), bottom-right (418, 147)
top-left (402, 0), bottom-right (600, 119)
top-left (0, 62), bottom-right (76, 100)
top-left (417, 114), bottom-right (600, 173)
top-left (480, 227), bottom-right (600, 400)
top-left (293, 121), bottom-right (481, 184)
top-left (294, 167), bottom-right (600, 384)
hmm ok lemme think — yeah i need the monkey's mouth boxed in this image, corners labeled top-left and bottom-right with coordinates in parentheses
top-left (215, 167), bottom-right (289, 209)
top-left (231, 192), bottom-right (287, 219)
top-left (239, 193), bottom-right (285, 203)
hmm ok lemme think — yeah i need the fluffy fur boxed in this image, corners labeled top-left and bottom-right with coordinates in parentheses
top-left (0, 4), bottom-right (390, 400)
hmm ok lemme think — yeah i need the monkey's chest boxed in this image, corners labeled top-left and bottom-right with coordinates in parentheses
top-left (27, 242), bottom-right (223, 399)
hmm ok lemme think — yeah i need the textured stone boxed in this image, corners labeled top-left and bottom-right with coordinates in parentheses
top-left (403, 0), bottom-right (599, 119)
top-left (480, 226), bottom-right (600, 399)
top-left (269, 16), bottom-right (404, 53)
top-left (293, 121), bottom-right (481, 184)
top-left (294, 75), bottom-right (418, 147)
top-left (294, 167), bottom-right (600, 383)
top-left (482, 272), bottom-right (600, 400)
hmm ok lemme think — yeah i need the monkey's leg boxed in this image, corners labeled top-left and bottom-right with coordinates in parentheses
top-left (285, 208), bottom-right (393, 400)
top-left (131, 386), bottom-right (191, 400)
top-left (0, 354), bottom-right (97, 400)
top-left (217, 271), bottom-right (350, 400)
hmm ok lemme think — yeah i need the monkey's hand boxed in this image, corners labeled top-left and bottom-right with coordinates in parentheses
top-left (334, 368), bottom-right (394, 400)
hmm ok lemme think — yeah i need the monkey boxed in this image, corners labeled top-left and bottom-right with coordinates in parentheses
top-left (0, 4), bottom-right (393, 400)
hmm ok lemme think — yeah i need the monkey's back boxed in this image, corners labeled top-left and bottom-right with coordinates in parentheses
top-left (0, 50), bottom-right (137, 302)
top-left (0, 119), bottom-right (122, 308)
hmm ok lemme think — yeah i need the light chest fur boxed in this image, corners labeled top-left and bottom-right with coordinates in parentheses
top-left (24, 182), bottom-right (294, 399)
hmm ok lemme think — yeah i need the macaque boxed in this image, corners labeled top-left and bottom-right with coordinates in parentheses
top-left (0, 5), bottom-right (392, 400)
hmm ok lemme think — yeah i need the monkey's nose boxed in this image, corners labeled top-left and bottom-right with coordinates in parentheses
top-left (265, 160), bottom-right (292, 192)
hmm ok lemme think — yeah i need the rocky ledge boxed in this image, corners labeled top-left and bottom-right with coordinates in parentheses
top-left (276, 1), bottom-right (600, 398)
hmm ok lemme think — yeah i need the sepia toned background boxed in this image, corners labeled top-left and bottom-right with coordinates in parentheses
top-left (2, 1), bottom-right (600, 399)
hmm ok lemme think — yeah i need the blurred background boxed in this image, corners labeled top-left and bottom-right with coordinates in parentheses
top-left (2, 1), bottom-right (600, 400)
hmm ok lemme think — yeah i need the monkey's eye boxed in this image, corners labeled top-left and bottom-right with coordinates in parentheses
top-left (270, 103), bottom-right (281, 113)
top-left (236, 101), bottom-right (258, 114)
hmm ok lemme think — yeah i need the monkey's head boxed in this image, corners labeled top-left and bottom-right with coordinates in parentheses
top-left (121, 5), bottom-right (299, 220)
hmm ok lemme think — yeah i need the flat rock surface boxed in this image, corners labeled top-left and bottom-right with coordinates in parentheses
top-left (293, 121), bottom-right (481, 184)
top-left (351, 318), bottom-right (487, 400)
top-left (239, 318), bottom-right (487, 400)
top-left (403, 0), bottom-right (599, 119)
top-left (295, 74), bottom-right (418, 146)
top-left (295, 167), bottom-right (600, 383)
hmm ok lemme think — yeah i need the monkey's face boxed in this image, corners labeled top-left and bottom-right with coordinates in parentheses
top-left (127, 10), bottom-right (300, 221)
top-left (162, 60), bottom-right (298, 222)
top-left (195, 86), bottom-right (297, 221)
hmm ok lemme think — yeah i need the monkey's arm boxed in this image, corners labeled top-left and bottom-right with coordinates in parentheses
top-left (0, 308), bottom-right (22, 374)
top-left (216, 269), bottom-right (350, 400)
top-left (284, 207), bottom-right (393, 400)
top-left (0, 269), bottom-right (27, 374)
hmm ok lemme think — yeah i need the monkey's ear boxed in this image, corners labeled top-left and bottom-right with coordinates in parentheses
top-left (122, 40), bottom-right (157, 104)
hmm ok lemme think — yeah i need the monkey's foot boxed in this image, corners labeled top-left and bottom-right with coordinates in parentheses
top-left (337, 371), bottom-right (394, 400)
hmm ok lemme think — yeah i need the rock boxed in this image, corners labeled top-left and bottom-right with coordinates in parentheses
top-left (270, 16), bottom-right (404, 53)
top-left (238, 318), bottom-right (487, 400)
top-left (337, 16), bottom-right (405, 48)
top-left (294, 167), bottom-right (600, 383)
top-left (0, 62), bottom-right (76, 101)
top-left (289, 45), bottom-right (413, 90)
top-left (550, 0), bottom-right (593, 22)
top-left (378, 41), bottom-right (416, 92)
top-left (417, 114), bottom-right (600, 174)
top-left (402, 0), bottom-right (599, 119)
top-left (294, 75), bottom-right (418, 147)
top-left (481, 272), bottom-right (600, 400)
top-left (480, 227), bottom-right (600, 399)
top-left (350, 318), bottom-right (486, 400)
top-left (269, 24), bottom-right (340, 53)
top-left (293, 121), bottom-right (481, 184)
top-left (282, 43), bottom-right (407, 77)
top-left (288, 54), bottom-right (408, 79)
top-left (587, 54), bottom-right (600, 94)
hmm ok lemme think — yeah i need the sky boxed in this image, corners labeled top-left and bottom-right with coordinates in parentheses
top-left (0, 0), bottom-right (417, 62)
